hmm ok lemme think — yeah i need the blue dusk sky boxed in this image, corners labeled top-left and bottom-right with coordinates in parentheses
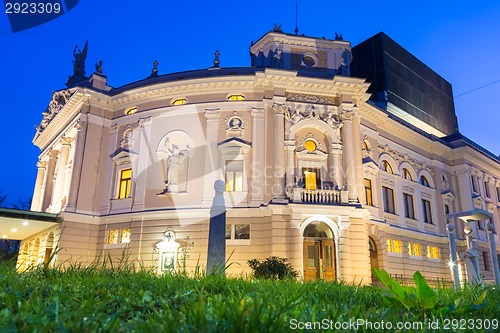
top-left (0, 1), bottom-right (499, 204)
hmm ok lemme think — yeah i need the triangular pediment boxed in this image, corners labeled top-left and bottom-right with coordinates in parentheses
top-left (110, 148), bottom-right (138, 165)
top-left (441, 190), bottom-right (456, 202)
top-left (218, 137), bottom-right (251, 154)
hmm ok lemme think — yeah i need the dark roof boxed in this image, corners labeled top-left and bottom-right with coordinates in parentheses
top-left (0, 208), bottom-right (61, 222)
top-left (441, 132), bottom-right (499, 161)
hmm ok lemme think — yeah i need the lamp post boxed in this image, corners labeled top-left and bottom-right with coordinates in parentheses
top-left (486, 222), bottom-right (500, 285)
top-left (446, 223), bottom-right (460, 288)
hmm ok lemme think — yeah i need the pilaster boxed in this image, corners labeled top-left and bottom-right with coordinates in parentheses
top-left (31, 160), bottom-right (47, 211)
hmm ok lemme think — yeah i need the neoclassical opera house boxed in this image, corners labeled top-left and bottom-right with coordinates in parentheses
top-left (6, 28), bottom-right (500, 284)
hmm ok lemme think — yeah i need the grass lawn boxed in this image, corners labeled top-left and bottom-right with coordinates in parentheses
top-left (0, 262), bottom-right (499, 332)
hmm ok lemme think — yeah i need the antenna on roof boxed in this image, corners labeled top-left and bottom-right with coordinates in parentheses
top-left (294, 0), bottom-right (299, 35)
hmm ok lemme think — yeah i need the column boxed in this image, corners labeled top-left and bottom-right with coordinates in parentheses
top-left (41, 149), bottom-right (59, 212)
top-left (352, 108), bottom-right (364, 204)
top-left (330, 144), bottom-right (342, 188)
top-left (51, 137), bottom-right (72, 212)
top-left (285, 140), bottom-right (295, 192)
top-left (250, 107), bottom-right (265, 206)
top-left (65, 117), bottom-right (88, 212)
top-left (132, 117), bottom-right (152, 212)
top-left (340, 105), bottom-right (358, 203)
top-left (202, 108), bottom-right (221, 207)
top-left (272, 100), bottom-right (287, 203)
top-left (30, 161), bottom-right (47, 211)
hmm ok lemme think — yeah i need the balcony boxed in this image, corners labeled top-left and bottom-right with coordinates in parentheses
top-left (292, 187), bottom-right (348, 205)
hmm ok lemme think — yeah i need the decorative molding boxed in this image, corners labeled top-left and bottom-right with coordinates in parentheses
top-left (378, 144), bottom-right (433, 175)
top-left (250, 107), bottom-right (264, 119)
top-left (36, 90), bottom-right (74, 133)
top-left (285, 92), bottom-right (340, 106)
top-left (36, 160), bottom-right (47, 169)
top-left (204, 108), bottom-right (220, 119)
top-left (223, 111), bottom-right (247, 138)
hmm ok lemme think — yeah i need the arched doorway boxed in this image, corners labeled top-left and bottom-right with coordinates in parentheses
top-left (369, 237), bottom-right (378, 280)
top-left (303, 221), bottom-right (336, 281)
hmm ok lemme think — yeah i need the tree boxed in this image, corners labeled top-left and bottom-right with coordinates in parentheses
top-left (0, 190), bottom-right (31, 264)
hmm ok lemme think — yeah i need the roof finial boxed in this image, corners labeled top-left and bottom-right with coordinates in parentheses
top-left (294, 0), bottom-right (299, 35)
top-left (213, 50), bottom-right (220, 68)
top-left (150, 60), bottom-right (158, 77)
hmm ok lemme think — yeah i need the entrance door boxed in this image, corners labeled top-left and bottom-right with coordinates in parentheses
top-left (369, 238), bottom-right (378, 281)
top-left (303, 238), bottom-right (336, 281)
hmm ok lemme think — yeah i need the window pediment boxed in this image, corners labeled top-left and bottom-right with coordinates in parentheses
top-left (440, 191), bottom-right (456, 203)
top-left (218, 137), bottom-right (251, 154)
top-left (110, 148), bottom-right (138, 165)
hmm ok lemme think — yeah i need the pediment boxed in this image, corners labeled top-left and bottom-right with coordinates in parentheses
top-left (110, 148), bottom-right (138, 165)
top-left (472, 195), bottom-right (484, 207)
top-left (441, 191), bottom-right (456, 202)
top-left (218, 137), bottom-right (252, 154)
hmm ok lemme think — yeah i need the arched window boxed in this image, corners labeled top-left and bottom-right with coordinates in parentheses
top-left (420, 176), bottom-right (430, 187)
top-left (382, 160), bottom-right (393, 174)
top-left (402, 168), bottom-right (412, 181)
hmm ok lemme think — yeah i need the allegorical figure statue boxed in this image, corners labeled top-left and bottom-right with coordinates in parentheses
top-left (465, 240), bottom-right (483, 285)
top-left (166, 148), bottom-right (186, 192)
top-left (73, 41), bottom-right (88, 76)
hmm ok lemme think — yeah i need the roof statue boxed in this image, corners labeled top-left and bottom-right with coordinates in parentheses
top-left (95, 60), bottom-right (103, 74)
top-left (66, 40), bottom-right (89, 87)
top-left (149, 60), bottom-right (159, 78)
top-left (213, 50), bottom-right (220, 68)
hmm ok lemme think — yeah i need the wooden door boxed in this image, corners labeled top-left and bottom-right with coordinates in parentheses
top-left (321, 239), bottom-right (336, 281)
top-left (303, 239), bottom-right (319, 281)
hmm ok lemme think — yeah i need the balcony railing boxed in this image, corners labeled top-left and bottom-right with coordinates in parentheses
top-left (292, 188), bottom-right (347, 205)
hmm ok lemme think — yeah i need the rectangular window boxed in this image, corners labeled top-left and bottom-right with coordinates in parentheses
top-left (225, 160), bottom-right (243, 192)
top-left (444, 204), bottom-right (450, 215)
top-left (118, 168), bottom-right (132, 199)
top-left (471, 175), bottom-right (477, 193)
top-left (484, 182), bottom-right (490, 198)
top-left (303, 168), bottom-right (320, 190)
top-left (408, 242), bottom-right (422, 256)
top-left (121, 228), bottom-right (131, 243)
top-left (387, 239), bottom-right (402, 254)
top-left (403, 193), bottom-right (415, 219)
top-left (478, 220), bottom-right (485, 230)
top-left (107, 229), bottom-right (119, 244)
top-left (422, 199), bottom-right (433, 224)
top-left (364, 178), bottom-right (373, 206)
top-left (226, 224), bottom-right (250, 240)
top-left (426, 246), bottom-right (440, 259)
top-left (497, 187), bottom-right (500, 202)
top-left (106, 228), bottom-right (131, 244)
top-left (483, 252), bottom-right (491, 271)
top-left (382, 187), bottom-right (395, 214)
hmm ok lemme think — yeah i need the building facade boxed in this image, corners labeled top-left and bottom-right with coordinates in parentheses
top-left (10, 29), bottom-right (500, 284)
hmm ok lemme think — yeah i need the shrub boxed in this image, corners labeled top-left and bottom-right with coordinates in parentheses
top-left (247, 256), bottom-right (298, 280)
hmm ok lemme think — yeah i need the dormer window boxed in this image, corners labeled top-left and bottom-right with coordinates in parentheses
top-left (171, 98), bottom-right (187, 106)
top-left (302, 55), bottom-right (315, 67)
top-left (228, 94), bottom-right (245, 101)
top-left (125, 107), bottom-right (137, 115)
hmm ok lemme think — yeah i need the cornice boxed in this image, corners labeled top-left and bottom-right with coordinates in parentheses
top-left (448, 146), bottom-right (500, 176)
top-left (33, 91), bottom-right (90, 149)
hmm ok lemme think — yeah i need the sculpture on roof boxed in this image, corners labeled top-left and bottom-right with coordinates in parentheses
top-left (66, 41), bottom-right (89, 87)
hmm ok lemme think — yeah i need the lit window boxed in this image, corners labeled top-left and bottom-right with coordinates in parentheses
top-left (422, 199), bottom-right (433, 224)
top-left (427, 246), bottom-right (440, 259)
top-left (364, 178), bottom-right (373, 206)
top-left (408, 243), bottom-right (421, 256)
top-left (172, 98), bottom-right (187, 106)
top-left (382, 161), bottom-right (393, 174)
top-left (402, 168), bottom-right (412, 181)
top-left (403, 193), bottom-right (415, 219)
top-left (382, 186), bottom-right (395, 214)
top-left (107, 230), bottom-right (119, 244)
top-left (121, 228), bottom-right (131, 243)
top-left (106, 228), bottom-right (131, 245)
top-left (304, 139), bottom-right (317, 152)
top-left (387, 239), bottom-right (403, 254)
top-left (228, 94), bottom-right (245, 101)
top-left (226, 224), bottom-right (250, 240)
top-left (125, 107), bottom-right (137, 115)
top-left (420, 176), bottom-right (430, 187)
top-left (118, 168), bottom-right (132, 199)
top-left (225, 160), bottom-right (243, 192)
top-left (303, 168), bottom-right (320, 190)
